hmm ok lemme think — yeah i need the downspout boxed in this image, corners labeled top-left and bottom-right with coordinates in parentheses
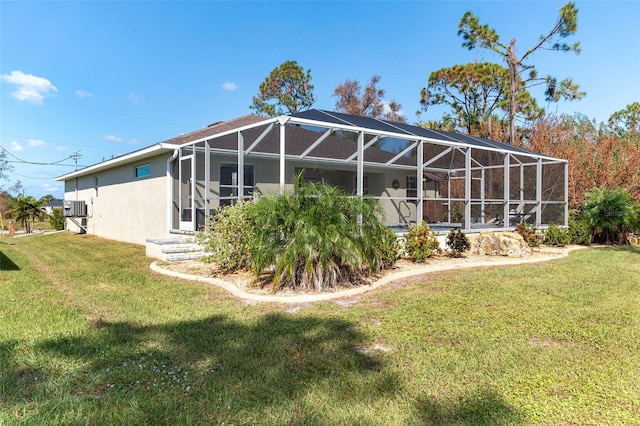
top-left (166, 149), bottom-right (179, 236)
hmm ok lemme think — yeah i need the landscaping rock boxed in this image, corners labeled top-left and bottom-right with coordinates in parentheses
top-left (471, 231), bottom-right (532, 257)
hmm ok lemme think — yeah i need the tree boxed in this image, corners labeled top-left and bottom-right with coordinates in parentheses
top-left (420, 62), bottom-right (543, 140)
top-left (333, 75), bottom-right (406, 123)
top-left (415, 114), bottom-right (458, 133)
top-left (6, 195), bottom-right (47, 233)
top-left (250, 60), bottom-right (316, 117)
top-left (40, 194), bottom-right (55, 204)
top-left (458, 2), bottom-right (584, 144)
top-left (607, 102), bottom-right (640, 136)
top-left (526, 113), bottom-right (640, 208)
top-left (0, 148), bottom-right (11, 189)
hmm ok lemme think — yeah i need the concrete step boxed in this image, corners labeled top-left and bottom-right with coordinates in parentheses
top-left (146, 236), bottom-right (207, 262)
top-left (165, 253), bottom-right (206, 262)
top-left (160, 244), bottom-right (203, 254)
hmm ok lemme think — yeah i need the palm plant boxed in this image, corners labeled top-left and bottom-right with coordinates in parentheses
top-left (244, 175), bottom-right (396, 292)
top-left (6, 195), bottom-right (47, 233)
top-left (580, 187), bottom-right (636, 245)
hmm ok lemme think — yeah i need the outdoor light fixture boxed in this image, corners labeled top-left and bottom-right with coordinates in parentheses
top-left (392, 179), bottom-right (400, 190)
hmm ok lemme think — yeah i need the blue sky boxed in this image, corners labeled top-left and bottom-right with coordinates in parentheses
top-left (1, 1), bottom-right (639, 199)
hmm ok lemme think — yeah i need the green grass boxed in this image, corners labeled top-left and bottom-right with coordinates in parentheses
top-left (1, 232), bottom-right (639, 425)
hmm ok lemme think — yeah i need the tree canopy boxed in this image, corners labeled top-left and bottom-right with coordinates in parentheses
top-left (420, 62), bottom-right (543, 139)
top-left (458, 1), bottom-right (584, 143)
top-left (250, 60), bottom-right (316, 117)
top-left (333, 75), bottom-right (405, 123)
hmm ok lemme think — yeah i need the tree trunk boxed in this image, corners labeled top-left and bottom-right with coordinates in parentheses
top-left (506, 41), bottom-right (519, 145)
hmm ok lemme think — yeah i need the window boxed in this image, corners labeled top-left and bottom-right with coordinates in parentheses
top-left (135, 163), bottom-right (151, 178)
top-left (220, 163), bottom-right (254, 206)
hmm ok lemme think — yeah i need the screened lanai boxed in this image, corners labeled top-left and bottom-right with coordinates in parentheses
top-left (168, 109), bottom-right (567, 233)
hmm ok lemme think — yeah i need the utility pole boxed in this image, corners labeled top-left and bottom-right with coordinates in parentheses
top-left (71, 151), bottom-right (82, 171)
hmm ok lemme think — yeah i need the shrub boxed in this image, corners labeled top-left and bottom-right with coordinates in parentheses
top-left (543, 223), bottom-right (571, 247)
top-left (372, 226), bottom-right (402, 269)
top-left (445, 228), bottom-right (470, 257)
top-left (568, 217), bottom-right (591, 245)
top-left (195, 203), bottom-right (251, 271)
top-left (49, 207), bottom-right (65, 231)
top-left (580, 187), bottom-right (636, 245)
top-left (404, 222), bottom-right (441, 262)
top-left (243, 175), bottom-right (396, 291)
top-left (515, 223), bottom-right (540, 247)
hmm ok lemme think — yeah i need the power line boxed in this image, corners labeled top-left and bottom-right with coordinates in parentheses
top-left (1, 146), bottom-right (76, 166)
top-left (9, 170), bottom-right (61, 180)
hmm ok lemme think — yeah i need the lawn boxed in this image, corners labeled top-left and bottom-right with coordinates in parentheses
top-left (1, 232), bottom-right (639, 425)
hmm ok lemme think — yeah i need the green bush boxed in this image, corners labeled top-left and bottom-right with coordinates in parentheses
top-left (373, 226), bottom-right (402, 269)
top-left (49, 207), bottom-right (65, 231)
top-left (203, 175), bottom-right (398, 292)
top-left (196, 203), bottom-right (251, 271)
top-left (515, 223), bottom-right (540, 247)
top-left (404, 223), bottom-right (441, 262)
top-left (445, 228), bottom-right (470, 257)
top-left (631, 203), bottom-right (640, 234)
top-left (568, 217), bottom-right (591, 245)
top-left (543, 223), bottom-right (571, 247)
top-left (581, 187), bottom-right (636, 245)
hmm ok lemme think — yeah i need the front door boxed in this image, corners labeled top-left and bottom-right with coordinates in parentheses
top-left (179, 155), bottom-right (194, 231)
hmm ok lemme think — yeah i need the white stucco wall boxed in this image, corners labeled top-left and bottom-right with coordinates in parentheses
top-left (64, 153), bottom-right (171, 246)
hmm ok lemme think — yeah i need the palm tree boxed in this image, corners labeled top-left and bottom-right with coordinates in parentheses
top-left (6, 195), bottom-right (47, 233)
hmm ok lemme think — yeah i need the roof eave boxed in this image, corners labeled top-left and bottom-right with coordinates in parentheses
top-left (55, 144), bottom-right (175, 181)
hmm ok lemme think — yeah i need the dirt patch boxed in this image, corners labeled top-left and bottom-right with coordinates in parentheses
top-left (528, 337), bottom-right (569, 347)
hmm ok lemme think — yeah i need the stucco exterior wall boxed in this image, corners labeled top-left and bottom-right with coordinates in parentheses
top-left (64, 153), bottom-right (171, 245)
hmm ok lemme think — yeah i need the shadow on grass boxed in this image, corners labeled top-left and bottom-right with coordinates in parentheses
top-left (2, 314), bottom-right (399, 424)
top-left (414, 390), bottom-right (523, 425)
top-left (591, 244), bottom-right (640, 256)
top-left (0, 248), bottom-right (20, 271)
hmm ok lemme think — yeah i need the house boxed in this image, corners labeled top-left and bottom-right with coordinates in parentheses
top-left (56, 109), bottom-right (568, 251)
top-left (43, 198), bottom-right (64, 215)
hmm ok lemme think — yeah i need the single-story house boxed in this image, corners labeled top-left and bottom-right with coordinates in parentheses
top-left (56, 109), bottom-right (568, 249)
top-left (44, 198), bottom-right (64, 215)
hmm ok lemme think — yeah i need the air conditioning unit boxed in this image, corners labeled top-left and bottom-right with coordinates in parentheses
top-left (63, 200), bottom-right (87, 217)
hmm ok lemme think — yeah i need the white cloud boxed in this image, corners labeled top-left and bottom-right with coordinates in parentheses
top-left (75, 90), bottom-right (93, 98)
top-left (55, 146), bottom-right (67, 151)
top-left (103, 134), bottom-right (123, 142)
top-left (381, 101), bottom-right (405, 119)
top-left (28, 138), bottom-right (47, 147)
top-left (128, 138), bottom-right (142, 145)
top-left (128, 93), bottom-right (142, 104)
top-left (11, 141), bottom-right (23, 151)
top-left (0, 70), bottom-right (57, 104)
top-left (41, 183), bottom-right (60, 193)
top-left (222, 82), bottom-right (239, 91)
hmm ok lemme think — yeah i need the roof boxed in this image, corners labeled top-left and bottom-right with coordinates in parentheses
top-left (45, 199), bottom-right (64, 208)
top-left (56, 114), bottom-right (268, 181)
top-left (57, 109), bottom-right (561, 181)
top-left (291, 109), bottom-right (544, 157)
top-left (162, 114), bottom-right (267, 146)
